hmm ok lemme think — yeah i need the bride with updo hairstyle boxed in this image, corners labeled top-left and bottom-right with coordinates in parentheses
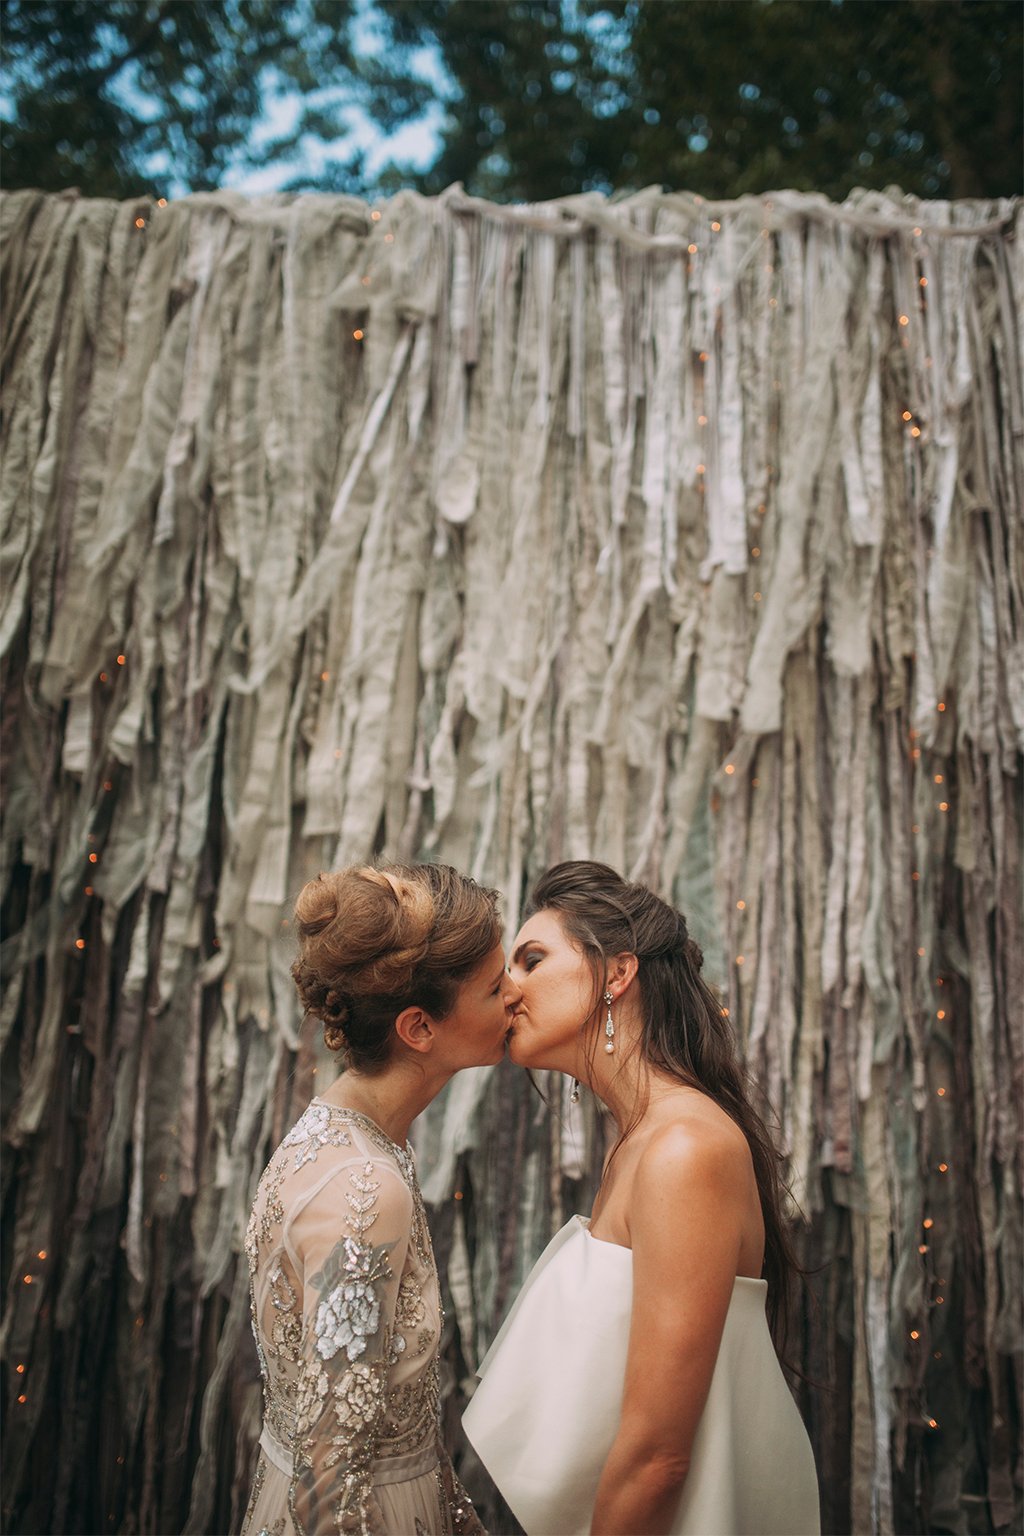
top-left (465, 860), bottom-right (820, 1536)
top-left (242, 862), bottom-right (520, 1536)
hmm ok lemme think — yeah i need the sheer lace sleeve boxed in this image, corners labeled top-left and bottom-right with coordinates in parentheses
top-left (287, 1155), bottom-right (413, 1536)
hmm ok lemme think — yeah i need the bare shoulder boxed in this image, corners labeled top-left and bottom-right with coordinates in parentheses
top-left (633, 1100), bottom-right (753, 1210)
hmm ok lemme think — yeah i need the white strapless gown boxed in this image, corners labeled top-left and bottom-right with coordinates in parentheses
top-left (463, 1217), bottom-right (820, 1536)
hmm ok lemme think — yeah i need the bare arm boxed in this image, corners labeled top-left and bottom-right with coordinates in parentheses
top-left (590, 1125), bottom-right (755, 1536)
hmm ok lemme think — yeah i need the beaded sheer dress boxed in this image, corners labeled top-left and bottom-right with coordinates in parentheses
top-left (241, 1100), bottom-right (481, 1536)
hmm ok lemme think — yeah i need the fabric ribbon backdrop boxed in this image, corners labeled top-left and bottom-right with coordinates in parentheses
top-left (1, 183), bottom-right (1021, 1536)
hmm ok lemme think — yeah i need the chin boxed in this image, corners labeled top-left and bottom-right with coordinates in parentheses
top-left (506, 1032), bottom-right (542, 1070)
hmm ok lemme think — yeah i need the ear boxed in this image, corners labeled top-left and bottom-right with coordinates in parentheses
top-left (394, 1004), bottom-right (436, 1056)
top-left (605, 952), bottom-right (639, 1000)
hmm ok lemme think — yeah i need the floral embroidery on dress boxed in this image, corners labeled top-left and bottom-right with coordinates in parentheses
top-left (241, 1104), bottom-right (483, 1536)
top-left (283, 1102), bottom-right (353, 1169)
top-left (395, 1275), bottom-right (427, 1332)
top-left (324, 1361), bottom-right (387, 1471)
top-left (314, 1234), bottom-right (393, 1364)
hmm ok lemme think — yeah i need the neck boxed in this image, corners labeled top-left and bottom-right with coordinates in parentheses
top-left (576, 1004), bottom-right (688, 1137)
top-left (585, 1041), bottom-right (651, 1136)
top-left (316, 1058), bottom-right (452, 1146)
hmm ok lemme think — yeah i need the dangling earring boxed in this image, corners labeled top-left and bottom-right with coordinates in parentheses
top-left (570, 1080), bottom-right (581, 1104)
top-left (603, 990), bottom-right (615, 1054)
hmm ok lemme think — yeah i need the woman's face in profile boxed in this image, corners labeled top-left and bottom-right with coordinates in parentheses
top-left (438, 940), bottom-right (521, 1070)
top-left (506, 910), bottom-right (595, 1073)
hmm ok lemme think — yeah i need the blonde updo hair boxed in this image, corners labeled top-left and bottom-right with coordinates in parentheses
top-left (291, 862), bottom-right (502, 1071)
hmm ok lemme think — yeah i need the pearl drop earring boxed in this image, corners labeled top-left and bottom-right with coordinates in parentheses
top-left (603, 990), bottom-right (615, 1054)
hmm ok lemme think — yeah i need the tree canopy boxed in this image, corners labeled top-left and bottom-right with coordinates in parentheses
top-left (1, 0), bottom-right (1020, 203)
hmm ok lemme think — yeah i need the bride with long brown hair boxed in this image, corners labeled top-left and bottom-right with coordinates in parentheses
top-left (464, 860), bottom-right (819, 1536)
top-left (242, 862), bottom-right (519, 1536)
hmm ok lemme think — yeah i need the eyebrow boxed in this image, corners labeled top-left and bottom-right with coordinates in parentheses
top-left (510, 940), bottom-right (542, 967)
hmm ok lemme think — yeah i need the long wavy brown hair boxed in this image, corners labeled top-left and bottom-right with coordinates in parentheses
top-left (526, 859), bottom-right (802, 1354)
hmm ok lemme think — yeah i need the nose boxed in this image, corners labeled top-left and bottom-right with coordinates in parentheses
top-left (502, 971), bottom-right (523, 1009)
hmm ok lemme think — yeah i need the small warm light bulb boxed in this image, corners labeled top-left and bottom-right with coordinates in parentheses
top-left (134, 217), bottom-right (146, 229)
top-left (910, 1330), bottom-right (919, 1340)
top-left (902, 411), bottom-right (913, 422)
top-left (157, 198), bottom-right (167, 208)
top-left (936, 1009), bottom-right (945, 1020)
top-left (923, 1217), bottom-right (934, 1229)
top-left (928, 1417), bottom-right (938, 1429)
top-left (352, 329), bottom-right (364, 341)
top-left (917, 947), bottom-right (926, 957)
top-left (913, 226), bottom-right (923, 236)
top-left (911, 426), bottom-right (922, 437)
top-left (89, 853), bottom-right (98, 863)
top-left (37, 1251), bottom-right (46, 1260)
top-left (75, 939), bottom-right (86, 950)
top-left (751, 546), bottom-right (760, 557)
top-left (919, 276), bottom-right (928, 287)
top-left (696, 463), bottom-right (706, 474)
top-left (736, 900), bottom-right (746, 910)
top-left (371, 210), bottom-right (382, 221)
top-left (699, 351), bottom-right (709, 363)
top-left (735, 955), bottom-right (744, 966)
top-left (937, 1087), bottom-right (946, 1097)
top-left (698, 414), bottom-right (708, 425)
top-left (454, 1190), bottom-right (464, 1201)
top-left (937, 701), bottom-right (946, 712)
top-left (15, 1364), bottom-right (25, 1374)
top-left (753, 591), bottom-right (762, 602)
top-left (23, 1274), bottom-right (32, 1285)
top-left (898, 314), bottom-right (909, 326)
top-left (939, 801), bottom-right (948, 811)
top-left (938, 1163), bottom-right (948, 1173)
top-left (918, 1244), bottom-right (928, 1254)
top-left (724, 764), bottom-right (735, 775)
top-left (687, 243), bottom-right (698, 255)
top-left (711, 221), bottom-right (721, 231)
top-left (321, 671), bottom-right (330, 682)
